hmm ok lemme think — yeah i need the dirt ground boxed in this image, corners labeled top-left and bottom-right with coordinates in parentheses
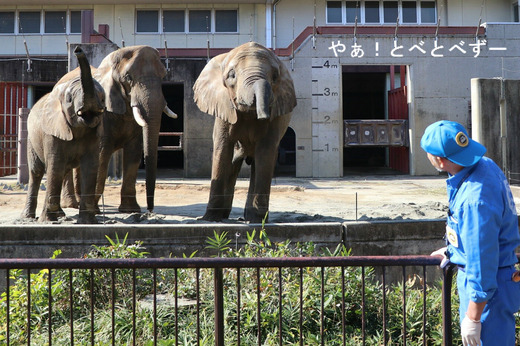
top-left (0, 169), bottom-right (458, 225)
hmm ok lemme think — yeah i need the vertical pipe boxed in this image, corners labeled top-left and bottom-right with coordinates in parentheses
top-left (175, 268), bottom-right (178, 346)
top-left (422, 266), bottom-right (427, 345)
top-left (17, 108), bottom-right (28, 184)
top-left (6, 269), bottom-right (10, 345)
top-left (133, 268), bottom-right (136, 346)
top-left (153, 268), bottom-right (157, 346)
top-left (111, 268), bottom-right (115, 346)
top-left (299, 267), bottom-right (303, 346)
top-left (341, 267), bottom-right (346, 346)
top-left (27, 268), bottom-right (31, 345)
top-left (382, 267), bottom-right (387, 345)
top-left (214, 268), bottom-right (224, 346)
top-left (90, 268), bottom-right (94, 346)
top-left (196, 268), bottom-right (201, 345)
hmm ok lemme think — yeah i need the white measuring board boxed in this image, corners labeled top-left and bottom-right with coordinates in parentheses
top-left (311, 58), bottom-right (342, 177)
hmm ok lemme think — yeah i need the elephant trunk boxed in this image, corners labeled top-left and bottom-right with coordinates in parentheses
top-left (74, 47), bottom-right (97, 110)
top-left (254, 79), bottom-right (272, 120)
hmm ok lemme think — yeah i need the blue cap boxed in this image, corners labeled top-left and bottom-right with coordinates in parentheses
top-left (420, 120), bottom-right (486, 167)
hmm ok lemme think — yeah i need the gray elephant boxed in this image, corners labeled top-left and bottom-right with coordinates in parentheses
top-left (63, 45), bottom-right (177, 213)
top-left (21, 47), bottom-right (105, 224)
top-left (193, 42), bottom-right (297, 223)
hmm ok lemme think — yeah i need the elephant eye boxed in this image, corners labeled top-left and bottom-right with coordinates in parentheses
top-left (272, 69), bottom-right (279, 83)
top-left (226, 69), bottom-right (236, 81)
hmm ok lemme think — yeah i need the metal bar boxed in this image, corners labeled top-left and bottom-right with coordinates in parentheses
top-left (0, 255), bottom-right (446, 269)
top-left (299, 267), bottom-right (303, 346)
top-left (214, 268), bottom-right (224, 346)
top-left (27, 268), bottom-right (31, 345)
top-left (111, 269), bottom-right (115, 346)
top-left (422, 266), bottom-right (427, 345)
top-left (382, 267), bottom-right (387, 345)
top-left (402, 266), bottom-right (407, 346)
top-left (362, 266), bottom-right (366, 345)
top-left (70, 269), bottom-right (74, 346)
top-left (320, 266), bottom-right (324, 346)
top-left (256, 267), bottom-right (261, 346)
top-left (6, 269), bottom-right (9, 345)
top-left (196, 268), bottom-right (201, 345)
top-left (341, 266), bottom-right (346, 346)
top-left (278, 267), bottom-right (282, 346)
top-left (48, 268), bottom-right (52, 346)
top-left (133, 268), bottom-right (136, 346)
top-left (236, 268), bottom-right (241, 345)
top-left (175, 268), bottom-right (178, 346)
top-left (442, 264), bottom-right (456, 346)
top-left (153, 268), bottom-right (157, 346)
top-left (90, 268), bottom-right (94, 346)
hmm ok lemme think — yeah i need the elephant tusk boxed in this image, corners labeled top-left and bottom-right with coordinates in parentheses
top-left (164, 105), bottom-right (178, 119)
top-left (132, 106), bottom-right (147, 127)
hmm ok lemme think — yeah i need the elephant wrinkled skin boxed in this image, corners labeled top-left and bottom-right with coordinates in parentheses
top-left (21, 47), bottom-right (105, 224)
top-left (62, 45), bottom-right (177, 214)
top-left (193, 41), bottom-right (297, 223)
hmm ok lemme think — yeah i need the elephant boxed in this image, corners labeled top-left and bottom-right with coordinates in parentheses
top-left (193, 41), bottom-right (297, 223)
top-left (21, 47), bottom-right (105, 224)
top-left (62, 45), bottom-right (177, 213)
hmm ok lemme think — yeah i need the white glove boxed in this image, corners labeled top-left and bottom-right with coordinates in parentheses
top-left (461, 315), bottom-right (481, 346)
top-left (430, 247), bottom-right (449, 268)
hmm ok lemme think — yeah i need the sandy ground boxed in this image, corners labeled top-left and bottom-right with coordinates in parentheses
top-left (0, 169), bottom-right (457, 225)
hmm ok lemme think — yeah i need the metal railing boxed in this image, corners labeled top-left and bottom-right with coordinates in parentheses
top-left (0, 255), bottom-right (460, 345)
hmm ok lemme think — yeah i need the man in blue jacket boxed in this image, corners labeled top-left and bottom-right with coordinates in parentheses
top-left (421, 120), bottom-right (520, 345)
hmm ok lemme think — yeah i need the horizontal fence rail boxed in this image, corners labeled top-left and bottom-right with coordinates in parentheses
top-left (0, 255), bottom-right (464, 345)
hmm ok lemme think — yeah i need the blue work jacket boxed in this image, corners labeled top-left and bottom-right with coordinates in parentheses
top-left (445, 156), bottom-right (520, 303)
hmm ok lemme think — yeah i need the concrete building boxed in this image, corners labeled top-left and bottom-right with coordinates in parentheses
top-left (1, 1), bottom-right (519, 178)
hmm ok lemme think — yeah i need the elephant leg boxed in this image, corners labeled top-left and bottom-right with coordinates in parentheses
top-left (244, 147), bottom-right (278, 223)
top-left (220, 156), bottom-right (243, 219)
top-left (61, 170), bottom-right (79, 209)
top-left (21, 150), bottom-right (44, 219)
top-left (119, 138), bottom-right (142, 213)
top-left (77, 152), bottom-right (99, 224)
top-left (203, 123), bottom-right (235, 221)
top-left (39, 161), bottom-right (66, 222)
top-left (95, 146), bottom-right (113, 214)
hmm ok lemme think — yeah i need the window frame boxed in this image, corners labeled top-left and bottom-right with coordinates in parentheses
top-left (0, 11), bottom-right (15, 34)
top-left (136, 8), bottom-right (239, 34)
top-left (325, 0), bottom-right (437, 25)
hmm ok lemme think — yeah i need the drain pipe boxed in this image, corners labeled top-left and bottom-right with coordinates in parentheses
top-left (272, 0), bottom-right (282, 50)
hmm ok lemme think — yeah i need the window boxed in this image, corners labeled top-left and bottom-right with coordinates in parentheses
top-left (345, 1), bottom-right (360, 23)
top-left (70, 11), bottom-right (81, 34)
top-left (45, 11), bottom-right (66, 33)
top-left (137, 10), bottom-right (159, 33)
top-left (383, 1), bottom-right (398, 23)
top-left (216, 10), bottom-right (237, 32)
top-left (420, 1), bottom-right (436, 23)
top-left (325, 1), bottom-right (436, 25)
top-left (327, 1), bottom-right (343, 23)
top-left (0, 12), bottom-right (14, 34)
top-left (189, 10), bottom-right (211, 32)
top-left (19, 12), bottom-right (40, 34)
top-left (163, 10), bottom-right (185, 32)
top-left (402, 1), bottom-right (417, 23)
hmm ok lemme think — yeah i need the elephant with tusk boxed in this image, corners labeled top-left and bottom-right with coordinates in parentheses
top-left (62, 45), bottom-right (177, 214)
top-left (193, 41), bottom-right (297, 223)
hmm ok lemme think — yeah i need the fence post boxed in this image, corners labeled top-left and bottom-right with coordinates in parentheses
top-left (214, 267), bottom-right (224, 346)
top-left (17, 108), bottom-right (29, 184)
top-left (442, 264), bottom-right (455, 346)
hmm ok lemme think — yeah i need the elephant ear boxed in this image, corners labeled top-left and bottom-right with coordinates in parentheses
top-left (40, 84), bottom-right (74, 141)
top-left (193, 53), bottom-right (237, 124)
top-left (95, 54), bottom-right (127, 115)
top-left (270, 61), bottom-right (297, 118)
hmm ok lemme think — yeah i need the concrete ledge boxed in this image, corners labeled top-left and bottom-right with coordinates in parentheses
top-left (0, 220), bottom-right (445, 259)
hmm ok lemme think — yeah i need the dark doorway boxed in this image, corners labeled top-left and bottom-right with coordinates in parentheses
top-left (342, 66), bottom-right (388, 173)
top-left (275, 127), bottom-right (296, 176)
top-left (158, 83), bottom-right (184, 169)
top-left (32, 84), bottom-right (54, 105)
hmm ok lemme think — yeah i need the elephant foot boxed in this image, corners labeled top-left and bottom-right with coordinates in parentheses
top-left (202, 211), bottom-right (224, 222)
top-left (38, 211), bottom-right (59, 223)
top-left (118, 203), bottom-right (142, 214)
top-left (78, 211), bottom-right (98, 224)
top-left (20, 208), bottom-right (36, 219)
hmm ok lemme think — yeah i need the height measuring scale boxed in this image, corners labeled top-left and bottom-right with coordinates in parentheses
top-left (311, 58), bottom-right (342, 177)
